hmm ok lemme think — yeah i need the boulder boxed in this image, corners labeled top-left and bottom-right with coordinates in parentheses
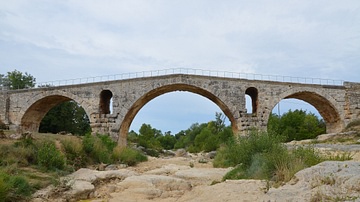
top-left (265, 161), bottom-right (360, 201)
top-left (175, 149), bottom-right (188, 157)
top-left (32, 168), bottom-right (137, 201)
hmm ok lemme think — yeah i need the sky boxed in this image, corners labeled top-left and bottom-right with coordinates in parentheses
top-left (0, 1), bottom-right (359, 134)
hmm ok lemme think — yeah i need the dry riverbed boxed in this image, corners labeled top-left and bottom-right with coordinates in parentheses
top-left (31, 145), bottom-right (360, 202)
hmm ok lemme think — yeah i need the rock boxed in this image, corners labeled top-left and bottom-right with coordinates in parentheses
top-left (162, 150), bottom-right (176, 156)
top-left (114, 174), bottom-right (192, 200)
top-left (145, 164), bottom-right (190, 175)
top-left (64, 180), bottom-right (94, 200)
top-left (174, 168), bottom-right (231, 185)
top-left (105, 164), bottom-right (118, 171)
top-left (206, 151), bottom-right (217, 159)
top-left (34, 168), bottom-right (138, 201)
top-left (9, 133), bottom-right (22, 140)
top-left (175, 149), bottom-right (188, 157)
top-left (198, 158), bottom-right (208, 163)
top-left (177, 180), bottom-right (268, 202)
top-left (97, 163), bottom-right (107, 171)
top-left (21, 131), bottom-right (33, 139)
top-left (265, 161), bottom-right (360, 201)
top-left (317, 131), bottom-right (358, 142)
top-left (135, 146), bottom-right (146, 152)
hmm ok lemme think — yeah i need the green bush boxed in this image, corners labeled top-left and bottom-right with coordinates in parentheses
top-left (215, 130), bottom-right (325, 183)
top-left (61, 138), bottom-right (86, 170)
top-left (37, 140), bottom-right (65, 170)
top-left (82, 133), bottom-right (95, 154)
top-left (82, 133), bottom-right (143, 164)
top-left (112, 147), bottom-right (147, 166)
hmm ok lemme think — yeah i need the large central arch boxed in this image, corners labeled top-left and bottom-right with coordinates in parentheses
top-left (118, 83), bottom-right (237, 144)
top-left (270, 89), bottom-right (343, 133)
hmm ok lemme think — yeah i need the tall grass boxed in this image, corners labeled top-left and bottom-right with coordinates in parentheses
top-left (0, 170), bottom-right (33, 201)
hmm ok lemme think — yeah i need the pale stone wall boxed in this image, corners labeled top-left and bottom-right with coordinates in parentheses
top-left (0, 91), bottom-right (7, 125)
top-left (344, 82), bottom-right (360, 126)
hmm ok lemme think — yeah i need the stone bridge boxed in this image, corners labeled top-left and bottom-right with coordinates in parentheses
top-left (1, 71), bottom-right (360, 146)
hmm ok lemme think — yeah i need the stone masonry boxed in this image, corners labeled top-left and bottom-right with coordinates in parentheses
top-left (0, 74), bottom-right (359, 146)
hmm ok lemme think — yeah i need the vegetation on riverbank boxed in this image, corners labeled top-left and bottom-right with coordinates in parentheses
top-left (0, 132), bottom-right (146, 201)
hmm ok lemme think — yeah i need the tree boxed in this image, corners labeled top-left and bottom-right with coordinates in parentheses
top-left (268, 109), bottom-right (326, 142)
top-left (1, 70), bottom-right (35, 90)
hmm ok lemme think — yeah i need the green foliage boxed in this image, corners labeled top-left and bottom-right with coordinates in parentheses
top-left (39, 101), bottom-right (91, 135)
top-left (0, 171), bottom-right (33, 202)
top-left (36, 140), bottom-right (65, 171)
top-left (112, 147), bottom-right (147, 166)
top-left (157, 133), bottom-right (177, 150)
top-left (0, 140), bottom-right (37, 167)
top-left (0, 70), bottom-right (35, 90)
top-left (61, 137), bottom-right (86, 170)
top-left (128, 112), bottom-right (232, 153)
top-left (82, 133), bottom-right (139, 164)
top-left (82, 134), bottom-right (111, 164)
top-left (129, 112), bottom-right (233, 153)
top-left (0, 133), bottom-right (148, 201)
top-left (214, 130), bottom-right (338, 184)
top-left (268, 110), bottom-right (325, 142)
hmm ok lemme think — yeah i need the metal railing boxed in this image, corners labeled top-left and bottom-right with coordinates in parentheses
top-left (8, 68), bottom-right (345, 90)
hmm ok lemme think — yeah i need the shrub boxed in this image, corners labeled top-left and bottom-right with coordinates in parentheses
top-left (112, 147), bottom-right (147, 166)
top-left (61, 138), bottom-right (86, 169)
top-left (0, 143), bottom-right (36, 167)
top-left (0, 170), bottom-right (33, 201)
top-left (97, 134), bottom-right (117, 151)
top-left (214, 130), bottom-right (285, 169)
top-left (83, 134), bottom-right (143, 165)
top-left (82, 133), bottom-right (95, 154)
top-left (215, 130), bottom-right (325, 183)
top-left (82, 133), bottom-right (109, 164)
top-left (37, 140), bottom-right (65, 170)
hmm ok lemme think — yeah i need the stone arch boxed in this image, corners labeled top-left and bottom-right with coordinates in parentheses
top-left (20, 90), bottom-right (93, 132)
top-left (268, 88), bottom-right (343, 133)
top-left (245, 87), bottom-right (258, 114)
top-left (117, 83), bottom-right (237, 145)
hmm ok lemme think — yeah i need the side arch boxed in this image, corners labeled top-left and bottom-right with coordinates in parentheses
top-left (20, 90), bottom-right (93, 132)
top-left (117, 84), bottom-right (238, 145)
top-left (268, 88), bottom-right (343, 133)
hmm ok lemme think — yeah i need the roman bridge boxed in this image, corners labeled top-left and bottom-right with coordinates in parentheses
top-left (1, 69), bottom-right (360, 146)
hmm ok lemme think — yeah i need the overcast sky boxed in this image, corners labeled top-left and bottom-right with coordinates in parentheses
top-left (1, 1), bottom-right (359, 134)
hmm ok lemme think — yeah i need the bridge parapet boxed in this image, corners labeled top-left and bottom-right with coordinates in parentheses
top-left (3, 68), bottom-right (342, 91)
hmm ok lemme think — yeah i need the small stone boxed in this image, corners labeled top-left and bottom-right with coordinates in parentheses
top-left (206, 151), bottom-right (217, 159)
top-left (105, 164), bottom-right (118, 171)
